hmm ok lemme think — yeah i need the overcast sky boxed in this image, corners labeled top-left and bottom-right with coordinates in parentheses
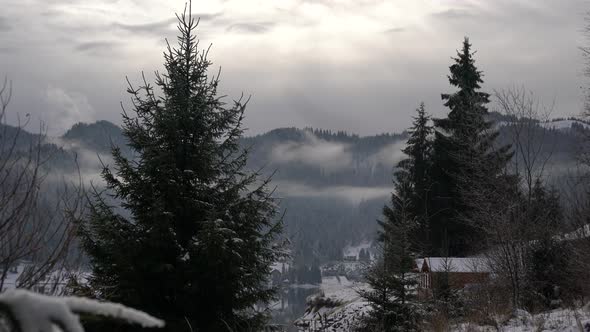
top-left (1, 0), bottom-right (589, 135)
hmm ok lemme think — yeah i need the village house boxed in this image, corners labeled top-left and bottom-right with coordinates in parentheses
top-left (270, 261), bottom-right (290, 286)
top-left (415, 257), bottom-right (491, 296)
top-left (343, 255), bottom-right (357, 262)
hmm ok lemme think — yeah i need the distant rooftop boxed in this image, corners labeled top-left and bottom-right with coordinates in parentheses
top-left (416, 257), bottom-right (491, 273)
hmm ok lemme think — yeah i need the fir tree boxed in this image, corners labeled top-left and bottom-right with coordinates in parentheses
top-left (358, 178), bottom-right (422, 331)
top-left (397, 102), bottom-right (433, 252)
top-left (429, 37), bottom-right (512, 255)
top-left (401, 103), bottom-right (433, 206)
top-left (77, 6), bottom-right (284, 331)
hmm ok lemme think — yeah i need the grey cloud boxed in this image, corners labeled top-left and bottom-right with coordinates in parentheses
top-left (41, 9), bottom-right (61, 17)
top-left (431, 8), bottom-right (476, 20)
top-left (0, 17), bottom-right (11, 31)
top-left (384, 27), bottom-right (405, 34)
top-left (44, 87), bottom-right (95, 133)
top-left (192, 13), bottom-right (223, 22)
top-left (300, 0), bottom-right (334, 5)
top-left (75, 41), bottom-right (119, 55)
top-left (0, 0), bottom-right (587, 139)
top-left (112, 18), bottom-right (178, 34)
top-left (42, 11), bottom-right (220, 38)
top-left (0, 47), bottom-right (16, 54)
top-left (113, 13), bottom-right (221, 34)
top-left (42, 0), bottom-right (112, 3)
top-left (226, 22), bottom-right (274, 34)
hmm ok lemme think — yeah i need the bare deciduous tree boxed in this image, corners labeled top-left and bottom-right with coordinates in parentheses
top-left (0, 77), bottom-right (83, 294)
top-left (495, 88), bottom-right (555, 200)
top-left (456, 87), bottom-right (559, 310)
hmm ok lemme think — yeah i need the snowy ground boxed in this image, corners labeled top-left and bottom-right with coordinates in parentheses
top-left (296, 298), bottom-right (590, 332)
top-left (1, 261), bottom-right (86, 295)
top-left (540, 119), bottom-right (590, 131)
top-left (292, 275), bottom-right (590, 332)
top-left (294, 276), bottom-right (369, 331)
top-left (453, 307), bottom-right (590, 332)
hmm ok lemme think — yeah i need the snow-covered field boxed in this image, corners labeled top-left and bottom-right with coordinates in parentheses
top-left (540, 119), bottom-right (590, 131)
top-left (453, 307), bottom-right (590, 332)
top-left (497, 118), bottom-right (590, 132)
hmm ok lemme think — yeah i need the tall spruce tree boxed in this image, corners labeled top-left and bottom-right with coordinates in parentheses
top-left (397, 102), bottom-right (433, 252)
top-left (358, 177), bottom-right (422, 331)
top-left (401, 103), bottom-right (433, 202)
top-left (77, 6), bottom-right (284, 331)
top-left (429, 37), bottom-right (511, 255)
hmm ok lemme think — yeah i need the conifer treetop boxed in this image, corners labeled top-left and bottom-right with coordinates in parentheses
top-left (437, 37), bottom-right (491, 137)
top-left (447, 37), bottom-right (485, 93)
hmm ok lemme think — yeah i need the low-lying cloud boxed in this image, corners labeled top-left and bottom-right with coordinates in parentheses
top-left (269, 131), bottom-right (408, 172)
top-left (45, 87), bottom-right (95, 135)
top-left (368, 141), bottom-right (408, 168)
top-left (274, 180), bottom-right (391, 204)
top-left (270, 131), bottom-right (353, 171)
top-left (44, 135), bottom-right (113, 187)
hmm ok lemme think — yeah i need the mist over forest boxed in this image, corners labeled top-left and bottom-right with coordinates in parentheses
top-left (4, 112), bottom-right (588, 265)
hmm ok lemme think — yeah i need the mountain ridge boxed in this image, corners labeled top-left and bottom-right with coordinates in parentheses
top-left (3, 115), bottom-right (588, 262)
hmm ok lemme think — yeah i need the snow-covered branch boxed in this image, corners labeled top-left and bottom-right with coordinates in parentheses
top-left (0, 289), bottom-right (164, 332)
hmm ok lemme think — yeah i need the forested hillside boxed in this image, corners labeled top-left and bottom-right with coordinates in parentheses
top-left (3, 113), bottom-right (585, 267)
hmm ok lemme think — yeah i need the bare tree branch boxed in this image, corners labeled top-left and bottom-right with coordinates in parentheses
top-left (0, 78), bottom-right (84, 294)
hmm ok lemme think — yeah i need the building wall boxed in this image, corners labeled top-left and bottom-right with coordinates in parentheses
top-left (419, 272), bottom-right (489, 290)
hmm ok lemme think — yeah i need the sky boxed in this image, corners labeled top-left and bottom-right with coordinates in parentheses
top-left (0, 0), bottom-right (589, 136)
